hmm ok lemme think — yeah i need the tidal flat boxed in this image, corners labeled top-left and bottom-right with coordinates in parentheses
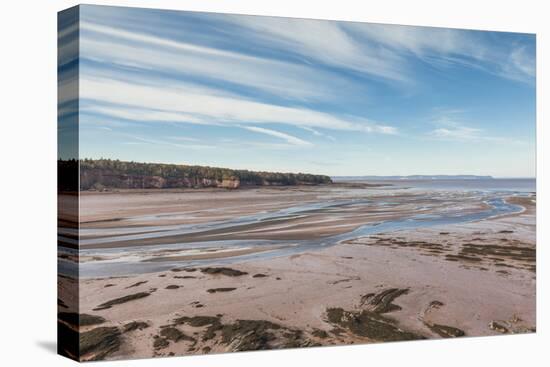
top-left (58, 180), bottom-right (536, 361)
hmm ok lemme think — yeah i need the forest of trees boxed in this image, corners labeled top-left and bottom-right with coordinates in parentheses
top-left (72, 159), bottom-right (332, 190)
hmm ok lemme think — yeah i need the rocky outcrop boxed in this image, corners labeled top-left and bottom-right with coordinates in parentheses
top-left (80, 169), bottom-right (241, 190)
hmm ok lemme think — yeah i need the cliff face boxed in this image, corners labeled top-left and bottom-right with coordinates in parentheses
top-left (81, 169), bottom-right (241, 190)
top-left (76, 159), bottom-right (332, 191)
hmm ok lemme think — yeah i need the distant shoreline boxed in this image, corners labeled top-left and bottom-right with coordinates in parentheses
top-left (79, 181), bottom-right (392, 195)
top-left (332, 176), bottom-right (535, 181)
top-left (332, 175), bottom-right (495, 181)
top-left (59, 159), bottom-right (534, 192)
top-left (60, 159), bottom-right (332, 191)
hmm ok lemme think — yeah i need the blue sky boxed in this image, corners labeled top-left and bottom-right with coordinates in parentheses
top-left (59, 5), bottom-right (536, 177)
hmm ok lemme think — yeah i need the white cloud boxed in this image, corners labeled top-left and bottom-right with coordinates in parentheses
top-left (427, 115), bottom-right (523, 144)
top-left (80, 76), bottom-right (397, 135)
top-left (81, 105), bottom-right (208, 126)
top-left (301, 126), bottom-right (336, 142)
top-left (80, 21), bottom-right (356, 101)
top-left (168, 136), bottom-right (200, 142)
top-left (126, 135), bottom-right (214, 150)
top-left (217, 15), bottom-right (410, 83)
top-left (346, 23), bottom-right (535, 84)
top-left (431, 126), bottom-right (483, 140)
top-left (505, 46), bottom-right (536, 81)
top-left (82, 124), bottom-right (214, 150)
top-left (217, 15), bottom-right (534, 85)
top-left (240, 126), bottom-right (312, 147)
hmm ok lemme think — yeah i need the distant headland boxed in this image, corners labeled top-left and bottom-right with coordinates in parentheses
top-left (332, 175), bottom-right (494, 181)
top-left (59, 159), bottom-right (332, 190)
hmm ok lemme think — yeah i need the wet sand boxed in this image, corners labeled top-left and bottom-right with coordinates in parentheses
top-left (58, 185), bottom-right (536, 361)
top-left (73, 184), bottom-right (490, 254)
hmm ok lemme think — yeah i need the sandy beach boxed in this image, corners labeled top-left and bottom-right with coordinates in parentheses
top-left (58, 182), bottom-right (536, 361)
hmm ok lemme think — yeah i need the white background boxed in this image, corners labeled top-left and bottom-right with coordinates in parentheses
top-left (0, 0), bottom-right (547, 365)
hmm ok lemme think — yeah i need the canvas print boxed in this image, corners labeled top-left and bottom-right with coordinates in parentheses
top-left (58, 5), bottom-right (536, 362)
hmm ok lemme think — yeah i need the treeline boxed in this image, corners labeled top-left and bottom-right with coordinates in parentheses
top-left (74, 159), bottom-right (332, 190)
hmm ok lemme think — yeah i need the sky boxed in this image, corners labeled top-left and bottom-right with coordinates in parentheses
top-left (59, 5), bottom-right (536, 177)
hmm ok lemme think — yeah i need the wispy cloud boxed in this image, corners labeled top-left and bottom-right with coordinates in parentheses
top-left (79, 17), bottom-right (400, 140)
top-left (427, 109), bottom-right (524, 143)
top-left (214, 15), bottom-right (410, 83)
top-left (428, 125), bottom-right (524, 144)
top-left (86, 129), bottom-right (214, 150)
top-left (301, 126), bottom-right (336, 142)
top-left (213, 15), bottom-right (535, 85)
top-left (80, 21), bottom-right (358, 102)
top-left (168, 136), bottom-right (200, 142)
top-left (80, 76), bottom-right (397, 135)
top-left (430, 125), bottom-right (483, 140)
top-left (504, 46), bottom-right (536, 82)
top-left (429, 125), bottom-right (524, 144)
top-left (346, 23), bottom-right (535, 84)
top-left (129, 135), bottom-right (214, 150)
top-left (240, 125), bottom-right (312, 147)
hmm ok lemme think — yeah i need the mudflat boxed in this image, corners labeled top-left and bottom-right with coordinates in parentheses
top-left (58, 183), bottom-right (536, 361)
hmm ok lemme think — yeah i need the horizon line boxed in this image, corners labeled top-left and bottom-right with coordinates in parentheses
top-left (63, 157), bottom-right (535, 180)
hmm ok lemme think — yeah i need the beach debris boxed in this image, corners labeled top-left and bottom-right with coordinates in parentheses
top-left (174, 315), bottom-right (221, 327)
top-left (79, 314), bottom-right (107, 327)
top-left (421, 300), bottom-right (466, 338)
top-left (160, 327), bottom-right (196, 343)
top-left (325, 307), bottom-right (422, 342)
top-left (201, 267), bottom-right (248, 276)
top-left (427, 300), bottom-right (444, 309)
top-left (330, 276), bottom-right (360, 285)
top-left (360, 288), bottom-right (409, 313)
top-left (123, 321), bottom-right (149, 333)
top-left (125, 281), bottom-right (148, 289)
top-left (426, 323), bottom-right (465, 338)
top-left (326, 288), bottom-right (423, 342)
top-left (172, 315), bottom-right (315, 350)
top-left (79, 326), bottom-right (121, 361)
top-left (445, 254), bottom-right (482, 262)
top-left (173, 315), bottom-right (222, 341)
top-left (171, 267), bottom-right (198, 272)
top-left (93, 292), bottom-right (151, 311)
top-left (220, 319), bottom-right (315, 351)
top-left (207, 287), bottom-right (237, 293)
top-left (312, 329), bottom-right (329, 339)
top-left (153, 336), bottom-right (169, 349)
top-left (126, 280), bottom-right (148, 289)
top-left (489, 321), bottom-right (509, 334)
